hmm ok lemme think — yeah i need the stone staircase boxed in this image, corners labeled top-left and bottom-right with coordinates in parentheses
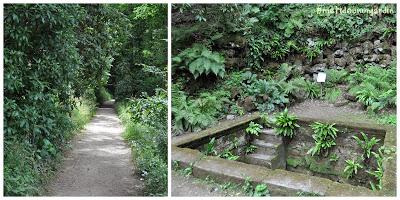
top-left (242, 128), bottom-right (286, 169)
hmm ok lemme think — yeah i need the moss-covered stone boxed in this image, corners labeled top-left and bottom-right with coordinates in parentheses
top-left (287, 157), bottom-right (306, 168)
top-left (305, 156), bottom-right (339, 176)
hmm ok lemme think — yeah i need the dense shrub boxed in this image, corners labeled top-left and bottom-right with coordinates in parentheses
top-left (116, 89), bottom-right (167, 196)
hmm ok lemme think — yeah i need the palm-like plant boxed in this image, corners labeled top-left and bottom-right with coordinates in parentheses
top-left (353, 132), bottom-right (380, 159)
top-left (274, 108), bottom-right (299, 138)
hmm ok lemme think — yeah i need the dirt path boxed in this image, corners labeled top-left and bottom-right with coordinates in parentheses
top-left (47, 102), bottom-right (144, 196)
top-left (288, 99), bottom-right (378, 124)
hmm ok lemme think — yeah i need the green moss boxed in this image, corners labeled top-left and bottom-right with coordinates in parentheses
top-left (305, 156), bottom-right (339, 176)
top-left (287, 157), bottom-right (305, 168)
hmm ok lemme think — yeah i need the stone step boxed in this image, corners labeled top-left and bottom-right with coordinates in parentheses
top-left (257, 128), bottom-right (282, 142)
top-left (253, 139), bottom-right (281, 154)
top-left (243, 153), bottom-right (275, 168)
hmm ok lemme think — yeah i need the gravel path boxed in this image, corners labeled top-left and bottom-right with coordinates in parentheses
top-left (46, 103), bottom-right (144, 196)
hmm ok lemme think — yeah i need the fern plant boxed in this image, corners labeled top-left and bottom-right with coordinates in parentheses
top-left (246, 122), bottom-right (263, 136)
top-left (172, 86), bottom-right (229, 133)
top-left (368, 146), bottom-right (395, 191)
top-left (307, 122), bottom-right (338, 156)
top-left (352, 132), bottom-right (380, 159)
top-left (204, 137), bottom-right (217, 156)
top-left (172, 44), bottom-right (225, 79)
top-left (344, 159), bottom-right (363, 179)
top-left (274, 108), bottom-right (299, 138)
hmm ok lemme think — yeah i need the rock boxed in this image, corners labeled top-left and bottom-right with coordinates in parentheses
top-left (333, 49), bottom-right (345, 58)
top-left (369, 54), bottom-right (379, 62)
top-left (231, 87), bottom-right (240, 99)
top-left (292, 90), bottom-right (307, 101)
top-left (323, 48), bottom-right (334, 57)
top-left (225, 57), bottom-right (239, 68)
top-left (293, 58), bottom-right (303, 67)
top-left (310, 63), bottom-right (327, 73)
top-left (327, 55), bottom-right (335, 66)
top-left (266, 62), bottom-right (280, 69)
top-left (373, 40), bottom-right (382, 49)
top-left (334, 58), bottom-right (347, 67)
top-left (362, 41), bottom-right (373, 55)
top-left (343, 92), bottom-right (357, 102)
top-left (349, 46), bottom-right (363, 56)
top-left (334, 100), bottom-right (350, 107)
top-left (243, 96), bottom-right (255, 112)
top-left (379, 54), bottom-right (392, 67)
top-left (226, 114), bottom-right (235, 120)
top-left (348, 63), bottom-right (357, 72)
top-left (391, 46), bottom-right (396, 56)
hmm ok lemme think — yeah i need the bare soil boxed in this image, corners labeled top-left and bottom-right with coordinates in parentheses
top-left (46, 105), bottom-right (144, 196)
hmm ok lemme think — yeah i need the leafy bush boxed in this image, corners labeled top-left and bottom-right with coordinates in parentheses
top-left (244, 79), bottom-right (289, 112)
top-left (352, 132), bottom-right (380, 159)
top-left (344, 159), bottom-right (363, 179)
top-left (117, 89), bottom-right (167, 196)
top-left (173, 44), bottom-right (225, 79)
top-left (274, 108), bottom-right (299, 138)
top-left (253, 184), bottom-right (270, 197)
top-left (325, 69), bottom-right (348, 87)
top-left (172, 86), bottom-right (229, 133)
top-left (95, 87), bottom-right (112, 104)
top-left (246, 122), bottom-right (263, 136)
top-left (308, 122), bottom-right (338, 156)
top-left (348, 65), bottom-right (396, 112)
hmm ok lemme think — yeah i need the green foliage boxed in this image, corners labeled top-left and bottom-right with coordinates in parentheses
top-left (325, 69), bottom-right (348, 86)
top-left (113, 4), bottom-right (167, 100)
top-left (173, 44), bottom-right (226, 79)
top-left (308, 122), bottom-right (338, 156)
top-left (245, 145), bottom-right (258, 154)
top-left (283, 77), bottom-right (320, 99)
top-left (344, 159), bottom-right (363, 179)
top-left (245, 122), bottom-right (263, 136)
top-left (324, 88), bottom-right (342, 103)
top-left (368, 146), bottom-right (395, 191)
top-left (274, 108), bottom-right (299, 138)
top-left (117, 89), bottom-right (167, 196)
top-left (95, 87), bottom-right (112, 104)
top-left (352, 132), bottom-right (380, 159)
top-left (244, 79), bottom-right (289, 112)
top-left (242, 177), bottom-right (270, 197)
top-left (205, 137), bottom-right (217, 156)
top-left (172, 86), bottom-right (229, 133)
top-left (348, 64), bottom-right (396, 112)
top-left (329, 153), bottom-right (339, 162)
top-left (253, 184), bottom-right (270, 197)
top-left (377, 114), bottom-right (396, 126)
top-left (219, 151), bottom-right (240, 161)
top-left (4, 4), bottom-right (167, 196)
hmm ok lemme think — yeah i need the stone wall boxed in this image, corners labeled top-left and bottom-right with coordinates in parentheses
top-left (285, 121), bottom-right (386, 188)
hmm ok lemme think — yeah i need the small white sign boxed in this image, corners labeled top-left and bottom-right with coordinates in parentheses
top-left (317, 72), bottom-right (326, 83)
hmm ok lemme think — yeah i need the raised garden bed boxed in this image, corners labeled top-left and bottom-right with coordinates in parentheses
top-left (172, 113), bottom-right (396, 196)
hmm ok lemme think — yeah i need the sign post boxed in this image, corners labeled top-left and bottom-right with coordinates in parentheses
top-left (316, 71), bottom-right (326, 97)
